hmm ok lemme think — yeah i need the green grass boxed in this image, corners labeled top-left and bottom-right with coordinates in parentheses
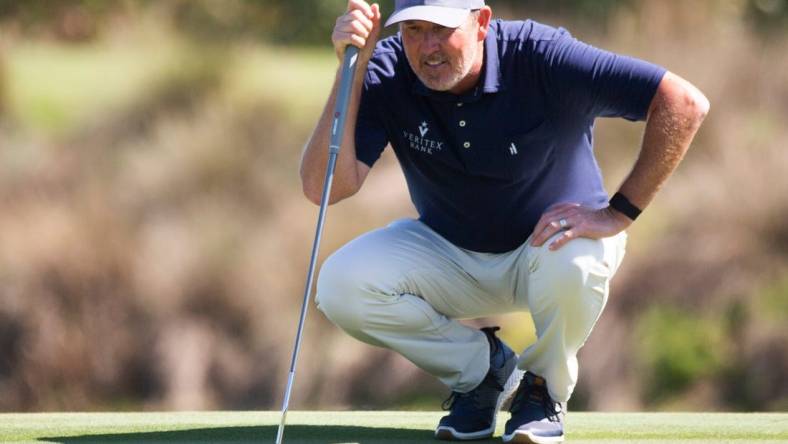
top-left (0, 411), bottom-right (785, 443)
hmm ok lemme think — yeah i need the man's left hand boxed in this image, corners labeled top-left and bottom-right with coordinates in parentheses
top-left (530, 203), bottom-right (632, 251)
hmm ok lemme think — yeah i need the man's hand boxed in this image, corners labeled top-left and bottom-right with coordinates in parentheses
top-left (333, 0), bottom-right (382, 64)
top-left (530, 203), bottom-right (632, 251)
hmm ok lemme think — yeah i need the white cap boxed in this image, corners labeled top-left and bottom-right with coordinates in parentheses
top-left (385, 0), bottom-right (485, 28)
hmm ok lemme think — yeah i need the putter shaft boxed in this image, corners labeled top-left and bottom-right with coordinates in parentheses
top-left (275, 46), bottom-right (359, 444)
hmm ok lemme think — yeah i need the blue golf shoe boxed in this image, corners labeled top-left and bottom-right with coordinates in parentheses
top-left (434, 327), bottom-right (523, 441)
top-left (502, 372), bottom-right (565, 443)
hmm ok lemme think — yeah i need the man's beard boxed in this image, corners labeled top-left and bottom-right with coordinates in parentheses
top-left (410, 44), bottom-right (477, 92)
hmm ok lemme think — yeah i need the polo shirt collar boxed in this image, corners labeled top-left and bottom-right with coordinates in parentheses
top-left (409, 22), bottom-right (503, 102)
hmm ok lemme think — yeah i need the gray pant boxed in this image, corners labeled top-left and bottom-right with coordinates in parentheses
top-left (316, 218), bottom-right (626, 402)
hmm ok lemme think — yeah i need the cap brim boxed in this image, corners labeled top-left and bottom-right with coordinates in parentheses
top-left (384, 6), bottom-right (470, 28)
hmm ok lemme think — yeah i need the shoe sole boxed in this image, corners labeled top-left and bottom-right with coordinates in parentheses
top-left (501, 430), bottom-right (564, 444)
top-left (434, 365), bottom-right (524, 441)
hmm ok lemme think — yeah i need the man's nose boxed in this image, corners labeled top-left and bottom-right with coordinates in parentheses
top-left (421, 31), bottom-right (441, 53)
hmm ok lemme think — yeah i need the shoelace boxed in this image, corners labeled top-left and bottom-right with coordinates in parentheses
top-left (510, 378), bottom-right (562, 422)
top-left (441, 371), bottom-right (504, 411)
top-left (441, 391), bottom-right (464, 411)
top-left (544, 399), bottom-right (562, 422)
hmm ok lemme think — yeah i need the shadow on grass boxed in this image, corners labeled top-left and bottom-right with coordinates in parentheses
top-left (44, 425), bottom-right (501, 443)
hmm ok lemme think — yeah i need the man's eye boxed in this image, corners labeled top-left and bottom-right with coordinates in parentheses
top-left (435, 26), bottom-right (452, 36)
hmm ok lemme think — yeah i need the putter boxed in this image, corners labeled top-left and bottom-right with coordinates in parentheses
top-left (275, 45), bottom-right (359, 444)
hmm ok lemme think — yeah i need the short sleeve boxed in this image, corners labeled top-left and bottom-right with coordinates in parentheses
top-left (354, 68), bottom-right (389, 168)
top-left (541, 30), bottom-right (667, 121)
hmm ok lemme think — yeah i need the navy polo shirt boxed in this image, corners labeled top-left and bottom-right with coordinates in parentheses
top-left (355, 19), bottom-right (666, 253)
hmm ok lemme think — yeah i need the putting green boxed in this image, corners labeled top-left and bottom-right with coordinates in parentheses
top-left (0, 411), bottom-right (785, 443)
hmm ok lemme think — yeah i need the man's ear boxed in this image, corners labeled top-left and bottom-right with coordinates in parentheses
top-left (477, 6), bottom-right (492, 41)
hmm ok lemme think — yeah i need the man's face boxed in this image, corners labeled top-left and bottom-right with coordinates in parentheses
top-left (400, 13), bottom-right (480, 92)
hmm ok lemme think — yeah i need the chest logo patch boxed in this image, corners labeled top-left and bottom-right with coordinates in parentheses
top-left (509, 143), bottom-right (518, 155)
top-left (402, 121), bottom-right (444, 155)
top-left (419, 121), bottom-right (429, 137)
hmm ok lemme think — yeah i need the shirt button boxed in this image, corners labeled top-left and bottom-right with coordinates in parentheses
top-left (463, 141), bottom-right (471, 148)
top-left (459, 120), bottom-right (466, 127)
top-left (457, 102), bottom-right (463, 107)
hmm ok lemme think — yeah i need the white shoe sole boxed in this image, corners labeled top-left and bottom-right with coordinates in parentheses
top-left (501, 430), bottom-right (564, 443)
top-left (434, 365), bottom-right (524, 441)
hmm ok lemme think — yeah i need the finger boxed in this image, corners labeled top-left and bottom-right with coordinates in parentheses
top-left (530, 218), bottom-right (550, 246)
top-left (349, 33), bottom-right (367, 49)
top-left (549, 229), bottom-right (578, 251)
top-left (332, 30), bottom-right (363, 54)
top-left (349, 8), bottom-right (374, 31)
top-left (332, 28), bottom-right (352, 47)
top-left (335, 13), bottom-right (373, 43)
top-left (539, 203), bottom-right (593, 232)
top-left (531, 203), bottom-right (581, 238)
top-left (349, 18), bottom-right (371, 40)
top-left (546, 209), bottom-right (580, 226)
top-left (531, 211), bottom-right (574, 246)
top-left (531, 218), bottom-right (565, 247)
top-left (347, 0), bottom-right (374, 18)
top-left (369, 3), bottom-right (382, 37)
top-left (532, 209), bottom-right (562, 242)
top-left (337, 11), bottom-right (373, 52)
top-left (534, 207), bottom-right (589, 247)
top-left (371, 3), bottom-right (381, 21)
top-left (530, 215), bottom-right (556, 246)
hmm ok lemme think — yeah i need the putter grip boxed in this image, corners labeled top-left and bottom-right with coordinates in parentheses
top-left (329, 46), bottom-right (360, 154)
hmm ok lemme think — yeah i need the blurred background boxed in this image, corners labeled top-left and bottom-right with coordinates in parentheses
top-left (0, 0), bottom-right (786, 414)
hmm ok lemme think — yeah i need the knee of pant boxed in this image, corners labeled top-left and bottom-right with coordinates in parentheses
top-left (316, 244), bottom-right (379, 297)
top-left (537, 238), bottom-right (608, 305)
top-left (315, 250), bottom-right (367, 332)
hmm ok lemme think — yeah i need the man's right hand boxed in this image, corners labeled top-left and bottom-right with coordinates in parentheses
top-left (332, 0), bottom-right (382, 63)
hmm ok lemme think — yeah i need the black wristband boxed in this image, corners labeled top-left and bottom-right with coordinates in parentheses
top-left (609, 192), bottom-right (642, 221)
